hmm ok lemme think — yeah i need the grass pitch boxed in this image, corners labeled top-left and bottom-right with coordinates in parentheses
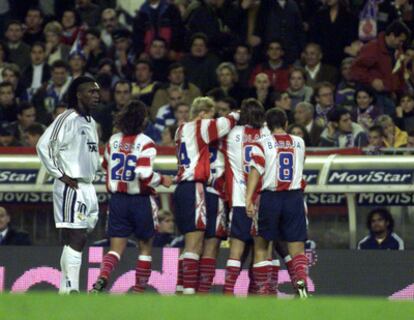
top-left (0, 293), bottom-right (413, 320)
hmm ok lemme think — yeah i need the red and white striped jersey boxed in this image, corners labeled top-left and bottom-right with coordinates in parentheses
top-left (103, 132), bottom-right (162, 194)
top-left (251, 133), bottom-right (306, 192)
top-left (175, 112), bottom-right (239, 183)
top-left (206, 142), bottom-right (225, 197)
top-left (222, 126), bottom-right (270, 207)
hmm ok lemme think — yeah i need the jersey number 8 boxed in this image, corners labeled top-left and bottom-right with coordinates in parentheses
top-left (278, 152), bottom-right (293, 181)
top-left (111, 153), bottom-right (137, 181)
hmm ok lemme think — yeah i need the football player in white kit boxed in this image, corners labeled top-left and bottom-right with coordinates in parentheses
top-left (37, 76), bottom-right (101, 293)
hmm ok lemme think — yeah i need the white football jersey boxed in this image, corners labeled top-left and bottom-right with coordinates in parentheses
top-left (103, 132), bottom-right (162, 194)
top-left (37, 110), bottom-right (100, 182)
top-left (251, 133), bottom-right (306, 192)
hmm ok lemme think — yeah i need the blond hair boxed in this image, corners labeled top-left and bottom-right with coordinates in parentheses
top-left (190, 96), bottom-right (215, 120)
top-left (44, 21), bottom-right (63, 35)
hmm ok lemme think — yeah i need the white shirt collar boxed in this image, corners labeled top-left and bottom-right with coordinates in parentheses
top-left (278, 0), bottom-right (286, 8)
top-left (0, 228), bottom-right (8, 239)
top-left (306, 120), bottom-right (313, 133)
top-left (305, 63), bottom-right (321, 80)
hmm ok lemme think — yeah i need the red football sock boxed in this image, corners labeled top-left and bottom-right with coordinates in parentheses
top-left (133, 255), bottom-right (152, 293)
top-left (292, 254), bottom-right (308, 286)
top-left (252, 261), bottom-right (271, 295)
top-left (99, 251), bottom-right (120, 280)
top-left (268, 259), bottom-right (280, 295)
top-left (182, 252), bottom-right (199, 294)
top-left (197, 257), bottom-right (216, 293)
top-left (248, 266), bottom-right (258, 295)
top-left (176, 254), bottom-right (184, 292)
top-left (284, 255), bottom-right (296, 288)
top-left (223, 259), bottom-right (241, 295)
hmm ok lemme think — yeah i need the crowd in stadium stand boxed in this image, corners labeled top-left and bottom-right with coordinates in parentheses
top-left (0, 0), bottom-right (414, 151)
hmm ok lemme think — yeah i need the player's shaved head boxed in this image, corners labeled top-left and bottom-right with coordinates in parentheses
top-left (115, 99), bottom-right (148, 135)
top-left (239, 98), bottom-right (265, 129)
top-left (266, 108), bottom-right (288, 131)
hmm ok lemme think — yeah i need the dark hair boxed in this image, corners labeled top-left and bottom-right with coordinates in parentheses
top-left (239, 98), bottom-right (265, 128)
top-left (85, 27), bottom-right (101, 39)
top-left (0, 81), bottom-right (13, 90)
top-left (113, 79), bottom-right (131, 92)
top-left (289, 66), bottom-right (307, 81)
top-left (135, 60), bottom-right (153, 72)
top-left (67, 76), bottom-right (96, 109)
top-left (217, 97), bottom-right (238, 110)
top-left (235, 43), bottom-right (252, 54)
top-left (61, 8), bottom-right (81, 27)
top-left (287, 124), bottom-right (311, 146)
top-left (354, 86), bottom-right (376, 105)
top-left (115, 100), bottom-right (148, 135)
top-left (407, 129), bottom-right (414, 137)
top-left (96, 73), bottom-right (112, 90)
top-left (51, 60), bottom-right (69, 71)
top-left (314, 81), bottom-right (335, 96)
top-left (327, 107), bottom-right (350, 123)
top-left (385, 20), bottom-right (411, 39)
top-left (168, 62), bottom-right (184, 74)
top-left (6, 20), bottom-right (23, 30)
top-left (151, 36), bottom-right (167, 46)
top-left (366, 208), bottom-right (394, 232)
top-left (206, 88), bottom-right (227, 101)
top-left (190, 33), bottom-right (208, 47)
top-left (25, 123), bottom-right (44, 136)
top-left (369, 125), bottom-right (384, 136)
top-left (266, 108), bottom-right (287, 131)
top-left (17, 101), bottom-right (35, 115)
top-left (31, 41), bottom-right (46, 51)
top-left (166, 124), bottom-right (177, 140)
top-left (267, 38), bottom-right (285, 51)
top-left (273, 91), bottom-right (289, 103)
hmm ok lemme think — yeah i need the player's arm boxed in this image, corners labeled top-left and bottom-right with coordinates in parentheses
top-left (245, 145), bottom-right (265, 218)
top-left (202, 112), bottom-right (240, 144)
top-left (102, 143), bottom-right (110, 170)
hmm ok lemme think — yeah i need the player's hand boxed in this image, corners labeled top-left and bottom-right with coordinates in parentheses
top-left (161, 175), bottom-right (173, 188)
top-left (246, 198), bottom-right (256, 218)
top-left (59, 174), bottom-right (78, 189)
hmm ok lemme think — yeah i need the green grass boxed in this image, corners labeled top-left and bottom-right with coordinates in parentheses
top-left (0, 293), bottom-right (413, 320)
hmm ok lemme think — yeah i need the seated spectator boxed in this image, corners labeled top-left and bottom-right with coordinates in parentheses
top-left (249, 39), bottom-right (290, 93)
top-left (32, 60), bottom-right (71, 125)
top-left (273, 91), bottom-right (294, 124)
top-left (211, 62), bottom-right (245, 105)
top-left (131, 60), bottom-right (160, 107)
top-left (0, 42), bottom-right (10, 83)
top-left (60, 8), bottom-right (83, 46)
top-left (161, 125), bottom-right (177, 147)
top-left (302, 43), bottom-right (338, 88)
top-left (84, 28), bottom-right (107, 75)
top-left (0, 81), bottom-right (18, 123)
top-left (320, 108), bottom-right (368, 148)
top-left (353, 87), bottom-right (381, 131)
top-left (110, 80), bottom-right (132, 115)
top-left (100, 9), bottom-right (121, 49)
top-left (109, 28), bottom-right (136, 80)
top-left (69, 51), bottom-right (91, 79)
top-left (376, 115), bottom-right (408, 148)
top-left (215, 97), bottom-right (237, 117)
top-left (366, 125), bottom-right (385, 155)
top-left (0, 206), bottom-right (31, 245)
top-left (24, 122), bottom-right (45, 147)
top-left (2, 63), bottom-right (26, 99)
top-left (358, 208), bottom-right (404, 250)
top-left (287, 123), bottom-right (311, 146)
top-left (133, 0), bottom-right (184, 56)
top-left (21, 42), bottom-right (51, 100)
top-left (232, 44), bottom-right (253, 89)
top-left (249, 73), bottom-right (274, 110)
top-left (146, 37), bottom-right (171, 83)
top-left (294, 101), bottom-right (323, 146)
top-left (76, 0), bottom-right (101, 27)
top-left (22, 7), bottom-right (45, 46)
top-left (0, 123), bottom-right (18, 146)
top-left (5, 20), bottom-right (31, 71)
top-left (287, 66), bottom-right (313, 109)
top-left (313, 82), bottom-right (336, 128)
top-left (155, 87), bottom-right (185, 133)
top-left (180, 33), bottom-right (220, 94)
top-left (9, 101), bottom-right (37, 145)
top-left (393, 94), bottom-right (414, 132)
top-left (97, 58), bottom-right (121, 87)
top-left (151, 63), bottom-right (201, 119)
top-left (44, 21), bottom-right (70, 66)
top-left (153, 210), bottom-right (184, 248)
top-left (174, 102), bottom-right (190, 125)
top-left (335, 57), bottom-right (357, 109)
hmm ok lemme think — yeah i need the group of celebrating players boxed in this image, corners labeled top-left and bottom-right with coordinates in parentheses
top-left (37, 77), bottom-right (308, 298)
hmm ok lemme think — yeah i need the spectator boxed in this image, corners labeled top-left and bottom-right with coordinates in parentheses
top-left (24, 122), bottom-right (45, 147)
top-left (0, 206), bottom-right (31, 245)
top-left (61, 8), bottom-right (83, 46)
top-left (294, 101), bottom-right (323, 147)
top-left (287, 66), bottom-right (313, 109)
top-left (313, 82), bottom-right (336, 128)
top-left (4, 21), bottom-right (31, 71)
top-left (2, 63), bottom-right (25, 99)
top-left (131, 60), bottom-right (160, 107)
top-left (109, 27), bottom-right (135, 80)
top-left (23, 7), bottom-right (45, 46)
top-left (186, 0), bottom-right (244, 58)
top-left (335, 57), bottom-right (357, 109)
top-left (52, 103), bottom-right (68, 120)
top-left (133, 0), bottom-right (184, 55)
top-left (75, 0), bottom-right (101, 27)
top-left (32, 60), bottom-right (71, 125)
top-left (251, 0), bottom-right (305, 64)
top-left (211, 62), bottom-right (245, 105)
top-left (0, 42), bottom-right (10, 82)
top-left (375, 1), bottom-right (400, 33)
top-left (287, 123), bottom-right (311, 146)
top-left (366, 125), bottom-right (385, 155)
top-left (0, 81), bottom-right (18, 123)
top-left (155, 87), bottom-right (185, 133)
top-left (82, 28), bottom-right (106, 76)
top-left (153, 210), bottom-right (184, 247)
top-left (233, 44), bottom-right (253, 89)
top-left (180, 33), bottom-right (220, 94)
top-left (302, 43), bottom-right (338, 88)
top-left (405, 58), bottom-right (414, 96)
top-left (393, 94), bottom-right (414, 132)
top-left (21, 42), bottom-right (51, 100)
top-left (161, 124), bottom-right (177, 147)
top-left (353, 87), bottom-right (381, 132)
top-left (215, 96), bottom-right (237, 117)
top-left (173, 102), bottom-right (190, 125)
top-left (110, 80), bottom-right (132, 115)
top-left (406, 130), bottom-right (414, 153)
top-left (376, 114), bottom-right (408, 148)
top-left (358, 208), bottom-right (404, 250)
top-left (147, 37), bottom-right (171, 83)
top-left (100, 8), bottom-right (121, 49)
top-left (97, 58), bottom-right (121, 87)
top-left (273, 91), bottom-right (293, 123)
top-left (9, 101), bottom-right (37, 145)
top-left (320, 108), bottom-right (368, 148)
top-left (0, 122), bottom-right (18, 146)
top-left (249, 39), bottom-right (290, 93)
top-left (249, 73), bottom-right (274, 110)
top-left (309, 0), bottom-right (358, 67)
top-left (151, 63), bottom-right (201, 119)
top-left (44, 21), bottom-right (70, 66)
top-left (350, 20), bottom-right (411, 114)
top-left (68, 51), bottom-right (89, 79)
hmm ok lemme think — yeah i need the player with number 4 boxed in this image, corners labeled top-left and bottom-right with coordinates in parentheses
top-left (90, 100), bottom-right (173, 293)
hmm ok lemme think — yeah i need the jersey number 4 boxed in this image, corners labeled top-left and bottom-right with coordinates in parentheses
top-left (111, 153), bottom-right (137, 181)
top-left (178, 143), bottom-right (190, 167)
